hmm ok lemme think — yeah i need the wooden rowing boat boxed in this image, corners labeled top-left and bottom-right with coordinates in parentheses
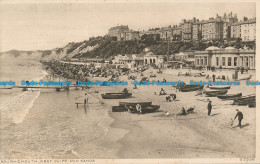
top-left (130, 105), bottom-right (160, 113)
top-left (112, 105), bottom-right (160, 113)
top-left (205, 90), bottom-right (228, 97)
top-left (233, 94), bottom-right (255, 105)
top-left (217, 93), bottom-right (242, 100)
top-left (101, 93), bottom-right (132, 99)
top-left (119, 101), bottom-right (152, 107)
top-left (178, 85), bottom-right (204, 92)
top-left (209, 85), bottom-right (231, 90)
top-left (238, 74), bottom-right (252, 81)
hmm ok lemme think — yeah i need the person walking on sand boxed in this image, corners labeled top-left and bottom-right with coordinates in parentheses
top-left (234, 109), bottom-right (243, 128)
top-left (207, 100), bottom-right (212, 116)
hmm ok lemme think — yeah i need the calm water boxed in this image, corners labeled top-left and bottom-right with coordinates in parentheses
top-left (0, 55), bottom-right (114, 159)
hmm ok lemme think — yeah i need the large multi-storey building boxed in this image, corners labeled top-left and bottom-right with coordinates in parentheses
top-left (231, 18), bottom-right (256, 41)
top-left (231, 21), bottom-right (243, 39)
top-left (219, 12), bottom-right (238, 39)
top-left (159, 27), bottom-right (173, 41)
top-left (108, 25), bottom-right (129, 41)
top-left (192, 22), bottom-right (202, 41)
top-left (121, 30), bottom-right (140, 41)
top-left (172, 25), bottom-right (182, 41)
top-left (201, 18), bottom-right (224, 40)
top-left (241, 18), bottom-right (256, 41)
top-left (181, 18), bottom-right (197, 42)
top-left (139, 29), bottom-right (160, 41)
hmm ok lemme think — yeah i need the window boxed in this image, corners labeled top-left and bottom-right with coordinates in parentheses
top-left (153, 59), bottom-right (156, 63)
top-left (216, 57), bottom-right (219, 66)
top-left (201, 58), bottom-right (203, 65)
top-left (204, 57), bottom-right (207, 65)
top-left (197, 58), bottom-right (200, 65)
top-left (234, 57), bottom-right (237, 66)
top-left (245, 57), bottom-right (248, 66)
top-left (228, 57), bottom-right (232, 66)
top-left (222, 57), bottom-right (225, 66)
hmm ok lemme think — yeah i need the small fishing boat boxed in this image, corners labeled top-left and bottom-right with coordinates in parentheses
top-left (178, 85), bottom-right (204, 92)
top-left (217, 93), bottom-right (242, 100)
top-left (101, 92), bottom-right (132, 99)
top-left (119, 101), bottom-right (152, 107)
top-left (238, 74), bottom-right (252, 81)
top-left (233, 94), bottom-right (256, 105)
top-left (112, 104), bottom-right (160, 113)
top-left (130, 105), bottom-right (160, 113)
top-left (193, 72), bottom-right (206, 77)
top-left (205, 89), bottom-right (228, 97)
top-left (209, 85), bottom-right (231, 90)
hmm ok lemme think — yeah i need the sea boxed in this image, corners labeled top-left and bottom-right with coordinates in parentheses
top-left (0, 54), bottom-right (119, 159)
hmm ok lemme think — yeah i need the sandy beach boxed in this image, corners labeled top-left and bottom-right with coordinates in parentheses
top-left (87, 68), bottom-right (256, 158)
top-left (0, 65), bottom-right (256, 159)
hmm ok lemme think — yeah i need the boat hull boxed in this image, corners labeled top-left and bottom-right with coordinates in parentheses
top-left (205, 90), bottom-right (228, 97)
top-left (101, 93), bottom-right (132, 99)
top-left (217, 93), bottom-right (242, 100)
top-left (179, 85), bottom-right (204, 92)
top-left (233, 95), bottom-right (256, 105)
top-left (209, 86), bottom-right (230, 89)
top-left (119, 101), bottom-right (152, 107)
top-left (112, 105), bottom-right (160, 113)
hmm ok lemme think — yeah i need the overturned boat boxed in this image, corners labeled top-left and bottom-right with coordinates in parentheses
top-left (233, 94), bottom-right (256, 105)
top-left (205, 89), bottom-right (228, 97)
top-left (217, 93), bottom-right (242, 100)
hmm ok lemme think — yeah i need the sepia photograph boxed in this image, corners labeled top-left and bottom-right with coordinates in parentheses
top-left (0, 0), bottom-right (259, 163)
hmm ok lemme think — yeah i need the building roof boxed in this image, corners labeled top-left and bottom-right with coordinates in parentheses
top-left (231, 18), bottom-right (256, 26)
top-left (205, 46), bottom-right (220, 51)
top-left (225, 46), bottom-right (236, 50)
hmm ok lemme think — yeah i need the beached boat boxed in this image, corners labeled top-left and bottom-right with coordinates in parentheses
top-left (193, 72), bottom-right (206, 77)
top-left (209, 85), bottom-right (231, 90)
top-left (101, 92), bottom-right (132, 99)
top-left (119, 101), bottom-right (152, 107)
top-left (112, 104), bottom-right (160, 113)
top-left (233, 94), bottom-right (256, 105)
top-left (130, 105), bottom-right (160, 113)
top-left (178, 85), bottom-right (204, 92)
top-left (205, 90), bottom-right (228, 97)
top-left (217, 93), bottom-right (242, 100)
top-left (238, 74), bottom-right (252, 81)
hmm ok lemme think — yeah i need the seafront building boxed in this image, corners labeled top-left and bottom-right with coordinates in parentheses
top-left (107, 12), bottom-right (254, 42)
top-left (231, 17), bottom-right (256, 41)
top-left (194, 46), bottom-right (255, 69)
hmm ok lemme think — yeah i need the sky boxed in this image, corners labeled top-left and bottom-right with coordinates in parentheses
top-left (0, 1), bottom-right (256, 52)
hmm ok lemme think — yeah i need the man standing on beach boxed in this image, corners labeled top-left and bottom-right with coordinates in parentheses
top-left (212, 74), bottom-right (216, 82)
top-left (207, 100), bottom-right (212, 116)
top-left (234, 109), bottom-right (243, 128)
top-left (84, 93), bottom-right (89, 105)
